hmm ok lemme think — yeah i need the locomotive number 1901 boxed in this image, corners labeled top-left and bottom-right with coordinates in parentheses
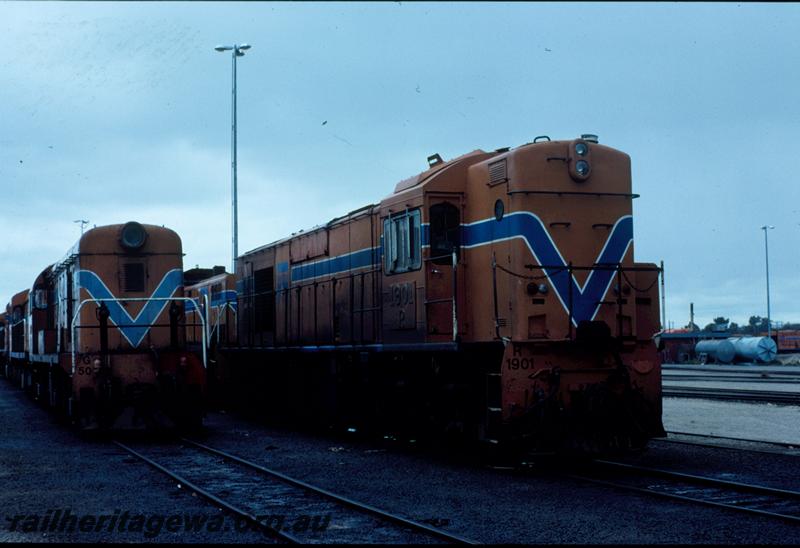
top-left (506, 357), bottom-right (534, 370)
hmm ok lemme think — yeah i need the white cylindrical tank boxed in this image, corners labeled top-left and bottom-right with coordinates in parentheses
top-left (730, 336), bottom-right (778, 363)
top-left (695, 339), bottom-right (736, 364)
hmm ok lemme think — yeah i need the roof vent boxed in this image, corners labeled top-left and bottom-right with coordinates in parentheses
top-left (427, 153), bottom-right (444, 168)
top-left (488, 159), bottom-right (508, 185)
top-left (581, 134), bottom-right (599, 143)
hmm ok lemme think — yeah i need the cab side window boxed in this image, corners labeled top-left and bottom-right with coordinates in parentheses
top-left (429, 202), bottom-right (461, 265)
top-left (384, 209), bottom-right (421, 274)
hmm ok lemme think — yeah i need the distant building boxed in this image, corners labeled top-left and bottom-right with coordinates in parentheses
top-left (660, 329), bottom-right (729, 363)
top-left (775, 330), bottom-right (800, 353)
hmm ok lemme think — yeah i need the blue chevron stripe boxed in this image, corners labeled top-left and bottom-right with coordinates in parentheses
top-left (77, 269), bottom-right (183, 348)
top-left (463, 212), bottom-right (633, 325)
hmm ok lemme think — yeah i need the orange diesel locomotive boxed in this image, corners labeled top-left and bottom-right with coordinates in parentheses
top-left (4, 290), bottom-right (29, 385)
top-left (2, 222), bottom-right (205, 430)
top-left (0, 312), bottom-right (6, 375)
top-left (216, 135), bottom-right (665, 452)
top-left (185, 267), bottom-right (238, 349)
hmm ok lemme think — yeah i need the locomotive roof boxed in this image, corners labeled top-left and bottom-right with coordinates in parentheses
top-left (240, 149), bottom-right (495, 258)
top-left (52, 222), bottom-right (181, 273)
top-left (238, 136), bottom-right (611, 259)
top-left (9, 289), bottom-right (29, 306)
top-left (32, 264), bottom-right (54, 286)
top-left (184, 271), bottom-right (233, 291)
top-left (392, 149), bottom-right (487, 193)
top-left (241, 203), bottom-right (379, 257)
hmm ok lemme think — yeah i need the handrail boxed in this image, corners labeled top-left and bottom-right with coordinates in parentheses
top-left (452, 249), bottom-right (458, 342)
top-left (494, 261), bottom-right (662, 340)
top-left (202, 293), bottom-right (210, 344)
top-left (187, 293), bottom-right (238, 349)
top-left (70, 297), bottom-right (206, 375)
top-left (210, 301), bottom-right (238, 346)
top-left (508, 190), bottom-right (640, 199)
top-left (523, 264), bottom-right (662, 273)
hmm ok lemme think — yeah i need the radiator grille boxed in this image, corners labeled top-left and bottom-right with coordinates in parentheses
top-left (123, 263), bottom-right (145, 293)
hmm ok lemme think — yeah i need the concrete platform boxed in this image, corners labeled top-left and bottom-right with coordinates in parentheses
top-left (663, 397), bottom-right (800, 445)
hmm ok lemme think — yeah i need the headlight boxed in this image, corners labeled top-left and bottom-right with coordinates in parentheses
top-left (120, 221), bottom-right (147, 250)
top-left (569, 138), bottom-right (592, 181)
top-left (538, 283), bottom-right (549, 295)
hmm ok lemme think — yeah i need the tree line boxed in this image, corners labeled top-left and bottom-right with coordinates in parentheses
top-left (683, 316), bottom-right (800, 334)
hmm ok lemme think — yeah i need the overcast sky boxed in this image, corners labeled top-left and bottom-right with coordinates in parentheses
top-left (2, 2), bottom-right (799, 329)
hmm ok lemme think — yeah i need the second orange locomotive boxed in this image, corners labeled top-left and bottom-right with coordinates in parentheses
top-left (3, 222), bottom-right (205, 429)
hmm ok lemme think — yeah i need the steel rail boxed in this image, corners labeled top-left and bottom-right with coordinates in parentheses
top-left (652, 437), bottom-right (800, 457)
top-left (663, 375), bottom-right (800, 383)
top-left (662, 386), bottom-right (800, 404)
top-left (665, 431), bottom-right (800, 449)
top-left (564, 459), bottom-right (800, 525)
top-left (662, 366), bottom-right (800, 376)
top-left (113, 441), bottom-right (301, 543)
top-left (181, 437), bottom-right (478, 545)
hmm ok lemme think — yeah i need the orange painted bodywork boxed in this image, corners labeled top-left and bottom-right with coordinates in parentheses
top-left (226, 137), bottom-right (664, 450)
top-left (4, 223), bottom-right (205, 429)
top-left (7, 290), bottom-right (29, 359)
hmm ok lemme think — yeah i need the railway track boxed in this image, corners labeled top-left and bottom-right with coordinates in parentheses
top-left (113, 438), bottom-right (476, 544)
top-left (662, 386), bottom-right (800, 404)
top-left (662, 365), bottom-right (800, 374)
top-left (652, 432), bottom-right (800, 456)
top-left (665, 431), bottom-right (799, 448)
top-left (566, 459), bottom-right (800, 525)
top-left (663, 374), bottom-right (800, 383)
